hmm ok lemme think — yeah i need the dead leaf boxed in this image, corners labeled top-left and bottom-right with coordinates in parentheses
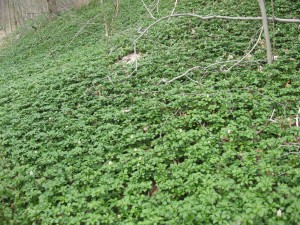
top-left (123, 108), bottom-right (131, 113)
top-left (148, 180), bottom-right (158, 197)
top-left (121, 53), bottom-right (140, 64)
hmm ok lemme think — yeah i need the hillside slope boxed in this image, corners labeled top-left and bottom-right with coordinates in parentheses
top-left (0, 0), bottom-right (299, 224)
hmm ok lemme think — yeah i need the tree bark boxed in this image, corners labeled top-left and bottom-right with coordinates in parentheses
top-left (258, 0), bottom-right (273, 64)
top-left (7, 0), bottom-right (15, 32)
top-left (47, 0), bottom-right (58, 16)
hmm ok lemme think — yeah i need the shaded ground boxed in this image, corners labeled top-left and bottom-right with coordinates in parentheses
top-left (0, 30), bottom-right (6, 39)
top-left (0, 30), bottom-right (7, 46)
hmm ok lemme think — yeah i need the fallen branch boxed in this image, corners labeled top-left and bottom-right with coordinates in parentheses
top-left (226, 26), bottom-right (263, 71)
top-left (141, 0), bottom-right (156, 19)
top-left (281, 152), bottom-right (300, 157)
top-left (67, 14), bottom-right (101, 48)
top-left (168, 0), bottom-right (178, 20)
top-left (158, 59), bottom-right (261, 84)
top-left (269, 109), bottom-right (277, 123)
top-left (156, 0), bottom-right (160, 14)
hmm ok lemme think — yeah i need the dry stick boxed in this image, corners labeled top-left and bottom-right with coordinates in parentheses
top-left (114, 0), bottom-right (120, 17)
top-left (296, 108), bottom-right (300, 127)
top-left (226, 26), bottom-right (263, 71)
top-left (168, 0), bottom-right (178, 20)
top-left (67, 14), bottom-right (100, 48)
top-left (162, 65), bottom-right (201, 84)
top-left (141, 0), bottom-right (156, 19)
top-left (185, 75), bottom-right (200, 84)
top-left (149, 0), bottom-right (158, 11)
top-left (281, 152), bottom-right (300, 157)
top-left (269, 109), bottom-right (277, 123)
top-left (107, 75), bottom-right (114, 84)
top-left (279, 143), bottom-right (300, 147)
top-left (162, 60), bottom-right (260, 84)
top-left (244, 25), bottom-right (262, 51)
top-left (171, 0), bottom-right (178, 15)
top-left (44, 14), bottom-right (100, 61)
top-left (156, 0), bottom-right (160, 14)
top-left (133, 13), bottom-right (300, 71)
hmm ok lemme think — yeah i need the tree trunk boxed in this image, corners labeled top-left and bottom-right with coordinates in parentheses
top-left (47, 0), bottom-right (58, 16)
top-left (7, 0), bottom-right (16, 32)
top-left (258, 0), bottom-right (273, 64)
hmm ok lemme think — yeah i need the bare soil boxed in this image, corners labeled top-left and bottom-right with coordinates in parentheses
top-left (0, 30), bottom-right (6, 40)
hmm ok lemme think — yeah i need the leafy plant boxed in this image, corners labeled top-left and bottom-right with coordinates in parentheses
top-left (0, 0), bottom-right (299, 224)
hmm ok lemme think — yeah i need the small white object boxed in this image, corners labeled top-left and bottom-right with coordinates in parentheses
top-left (123, 108), bottom-right (131, 113)
top-left (121, 53), bottom-right (140, 64)
top-left (228, 55), bottom-right (234, 60)
top-left (296, 108), bottom-right (300, 127)
top-left (108, 161), bottom-right (113, 165)
top-left (277, 209), bottom-right (282, 217)
top-left (29, 171), bottom-right (34, 176)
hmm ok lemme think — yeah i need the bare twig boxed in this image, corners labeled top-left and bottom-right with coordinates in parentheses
top-left (168, 0), bottom-right (178, 20)
top-left (107, 75), bottom-right (114, 84)
top-left (281, 152), bottom-right (300, 157)
top-left (296, 107), bottom-right (300, 127)
top-left (226, 26), bottom-right (263, 71)
top-left (159, 60), bottom-right (260, 84)
top-left (245, 25), bottom-right (262, 50)
top-left (67, 14), bottom-right (100, 48)
top-left (125, 70), bottom-right (138, 79)
top-left (113, 0), bottom-right (120, 17)
top-left (141, 0), bottom-right (156, 19)
top-left (161, 65), bottom-right (201, 84)
top-left (280, 143), bottom-right (300, 147)
top-left (156, 0), bottom-right (160, 14)
top-left (185, 75), bottom-right (201, 84)
top-left (269, 109), bottom-right (277, 123)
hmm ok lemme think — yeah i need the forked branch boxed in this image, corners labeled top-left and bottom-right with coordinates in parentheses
top-left (133, 13), bottom-right (300, 70)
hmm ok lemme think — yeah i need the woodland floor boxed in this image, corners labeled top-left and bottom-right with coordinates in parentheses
top-left (0, 0), bottom-right (299, 224)
top-left (0, 30), bottom-right (6, 41)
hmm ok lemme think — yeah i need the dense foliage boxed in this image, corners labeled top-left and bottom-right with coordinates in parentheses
top-left (0, 0), bottom-right (299, 224)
